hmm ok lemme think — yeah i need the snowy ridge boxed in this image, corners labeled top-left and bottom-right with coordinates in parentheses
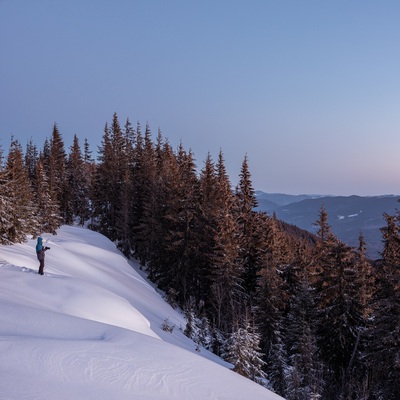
top-left (0, 226), bottom-right (282, 399)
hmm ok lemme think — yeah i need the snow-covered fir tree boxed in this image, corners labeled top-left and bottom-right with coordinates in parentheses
top-left (225, 318), bottom-right (267, 385)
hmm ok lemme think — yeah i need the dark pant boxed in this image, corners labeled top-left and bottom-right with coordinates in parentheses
top-left (38, 260), bottom-right (44, 275)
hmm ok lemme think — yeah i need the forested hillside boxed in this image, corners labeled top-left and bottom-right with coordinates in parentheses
top-left (256, 192), bottom-right (400, 259)
top-left (1, 113), bottom-right (399, 399)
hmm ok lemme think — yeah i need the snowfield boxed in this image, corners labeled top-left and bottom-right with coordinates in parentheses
top-left (0, 226), bottom-right (282, 400)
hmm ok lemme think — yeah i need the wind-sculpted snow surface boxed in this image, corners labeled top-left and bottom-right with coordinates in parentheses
top-left (0, 226), bottom-right (283, 400)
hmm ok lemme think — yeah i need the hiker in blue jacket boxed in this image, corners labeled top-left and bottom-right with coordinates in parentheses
top-left (36, 237), bottom-right (50, 275)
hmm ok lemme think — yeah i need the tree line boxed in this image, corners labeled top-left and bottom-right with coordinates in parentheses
top-left (1, 113), bottom-right (399, 399)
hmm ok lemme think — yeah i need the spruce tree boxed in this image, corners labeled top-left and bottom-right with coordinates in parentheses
top-left (199, 153), bottom-right (219, 217)
top-left (356, 232), bottom-right (374, 317)
top-left (4, 139), bottom-right (38, 242)
top-left (82, 138), bottom-right (95, 225)
top-left (109, 112), bottom-right (127, 242)
top-left (115, 119), bottom-right (135, 256)
top-left (132, 122), bottom-right (157, 261)
top-left (235, 155), bottom-right (260, 300)
top-left (41, 138), bottom-right (51, 175)
top-left (48, 123), bottom-right (67, 222)
top-left (66, 134), bottom-right (90, 225)
top-left (160, 144), bottom-right (207, 305)
top-left (33, 157), bottom-right (61, 234)
top-left (197, 153), bottom-right (220, 307)
top-left (312, 205), bottom-right (365, 398)
top-left (92, 113), bottom-right (129, 241)
top-left (210, 150), bottom-right (243, 333)
top-left (225, 316), bottom-right (267, 384)
top-left (145, 140), bottom-right (180, 289)
top-left (368, 212), bottom-right (400, 399)
top-left (0, 145), bottom-right (14, 244)
top-left (25, 138), bottom-right (39, 183)
top-left (283, 245), bottom-right (324, 400)
top-left (256, 213), bottom-right (288, 395)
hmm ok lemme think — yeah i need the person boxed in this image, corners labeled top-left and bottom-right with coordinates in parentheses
top-left (36, 237), bottom-right (49, 275)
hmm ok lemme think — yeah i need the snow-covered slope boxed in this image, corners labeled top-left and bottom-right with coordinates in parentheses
top-left (0, 226), bottom-right (282, 400)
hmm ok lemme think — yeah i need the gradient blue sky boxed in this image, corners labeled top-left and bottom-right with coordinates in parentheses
top-left (1, 0), bottom-right (400, 195)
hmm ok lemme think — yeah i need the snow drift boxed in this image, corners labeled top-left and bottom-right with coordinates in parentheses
top-left (0, 225), bottom-right (282, 399)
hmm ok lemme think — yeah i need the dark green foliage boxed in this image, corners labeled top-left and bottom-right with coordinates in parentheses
top-left (367, 213), bottom-right (400, 399)
top-left (3, 139), bottom-right (38, 242)
top-left (93, 123), bottom-right (113, 236)
top-left (282, 248), bottom-right (324, 400)
top-left (0, 144), bottom-right (15, 244)
top-left (236, 155), bottom-right (261, 299)
top-left (48, 123), bottom-right (68, 222)
top-left (132, 123), bottom-right (158, 262)
top-left (311, 205), bottom-right (370, 399)
top-left (33, 159), bottom-right (62, 234)
top-left (66, 135), bottom-right (90, 225)
top-left (209, 150), bottom-right (244, 332)
top-left (25, 138), bottom-right (39, 181)
top-left (1, 134), bottom-right (64, 244)
top-left (93, 116), bottom-right (128, 240)
top-left (255, 214), bottom-right (289, 391)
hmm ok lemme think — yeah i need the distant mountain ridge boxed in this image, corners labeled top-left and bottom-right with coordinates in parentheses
top-left (255, 191), bottom-right (400, 259)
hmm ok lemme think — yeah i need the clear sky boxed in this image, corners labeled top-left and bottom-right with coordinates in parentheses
top-left (1, 0), bottom-right (399, 196)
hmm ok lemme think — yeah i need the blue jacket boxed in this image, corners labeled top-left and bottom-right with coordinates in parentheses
top-left (36, 237), bottom-right (43, 253)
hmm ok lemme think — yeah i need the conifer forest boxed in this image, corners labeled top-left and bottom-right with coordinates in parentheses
top-left (1, 113), bottom-right (399, 399)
